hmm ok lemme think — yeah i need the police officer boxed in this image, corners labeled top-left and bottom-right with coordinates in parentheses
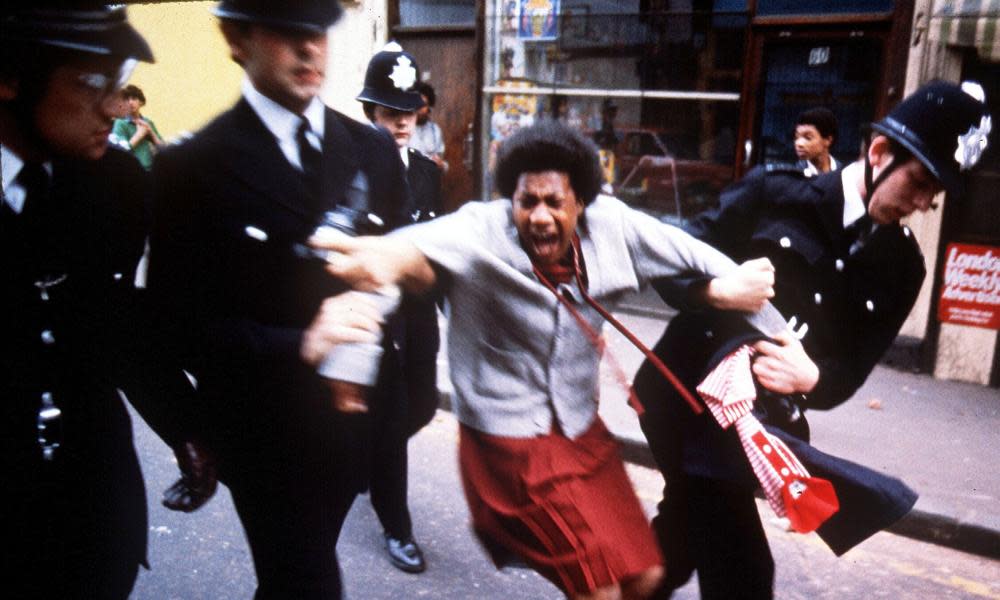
top-left (0, 4), bottom-right (214, 598)
top-left (146, 1), bottom-right (408, 598)
top-left (357, 42), bottom-right (443, 574)
top-left (634, 80), bottom-right (992, 599)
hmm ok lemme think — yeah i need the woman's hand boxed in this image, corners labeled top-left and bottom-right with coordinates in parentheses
top-left (705, 257), bottom-right (775, 313)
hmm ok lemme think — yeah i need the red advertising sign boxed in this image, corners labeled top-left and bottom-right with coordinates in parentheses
top-left (938, 243), bottom-right (1000, 330)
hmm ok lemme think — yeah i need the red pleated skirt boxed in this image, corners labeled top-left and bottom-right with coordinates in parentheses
top-left (458, 417), bottom-right (662, 596)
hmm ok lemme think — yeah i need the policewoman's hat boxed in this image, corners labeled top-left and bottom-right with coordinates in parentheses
top-left (0, 3), bottom-right (153, 62)
top-left (872, 80), bottom-right (991, 197)
top-left (213, 0), bottom-right (343, 34)
top-left (356, 42), bottom-right (424, 112)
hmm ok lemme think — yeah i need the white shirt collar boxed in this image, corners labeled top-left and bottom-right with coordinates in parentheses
top-left (841, 160), bottom-right (867, 228)
top-left (399, 145), bottom-right (409, 169)
top-left (2, 145), bottom-right (52, 215)
top-left (241, 77), bottom-right (325, 169)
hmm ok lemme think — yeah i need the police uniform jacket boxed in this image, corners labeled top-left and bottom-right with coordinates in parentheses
top-left (400, 147), bottom-right (442, 435)
top-left (1, 148), bottom-right (196, 589)
top-left (147, 100), bottom-right (409, 486)
top-left (635, 165), bottom-right (922, 554)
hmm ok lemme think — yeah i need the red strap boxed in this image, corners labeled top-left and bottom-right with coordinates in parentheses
top-left (531, 238), bottom-right (703, 416)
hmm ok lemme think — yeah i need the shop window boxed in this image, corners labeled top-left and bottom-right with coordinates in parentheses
top-left (483, 0), bottom-right (746, 222)
top-left (400, 0), bottom-right (476, 27)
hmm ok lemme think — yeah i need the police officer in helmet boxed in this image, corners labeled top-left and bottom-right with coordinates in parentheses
top-left (357, 41), bottom-right (443, 575)
top-left (635, 80), bottom-right (991, 599)
top-left (1, 4), bottom-right (214, 598)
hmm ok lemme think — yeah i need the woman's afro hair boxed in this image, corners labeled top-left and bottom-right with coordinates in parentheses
top-left (494, 119), bottom-right (604, 205)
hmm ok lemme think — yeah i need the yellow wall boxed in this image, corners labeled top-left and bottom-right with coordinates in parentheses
top-left (126, 2), bottom-right (243, 141)
top-left (122, 1), bottom-right (390, 140)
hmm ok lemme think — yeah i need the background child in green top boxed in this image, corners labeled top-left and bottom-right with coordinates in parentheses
top-left (111, 84), bottom-right (163, 170)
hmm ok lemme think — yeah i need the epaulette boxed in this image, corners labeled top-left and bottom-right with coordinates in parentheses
top-left (764, 162), bottom-right (807, 176)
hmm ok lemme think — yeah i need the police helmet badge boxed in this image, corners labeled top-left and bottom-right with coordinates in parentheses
top-left (389, 54), bottom-right (417, 91)
top-left (356, 41), bottom-right (424, 112)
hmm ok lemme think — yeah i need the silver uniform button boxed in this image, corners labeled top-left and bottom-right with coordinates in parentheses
top-left (779, 236), bottom-right (791, 248)
top-left (814, 292), bottom-right (822, 305)
top-left (903, 226), bottom-right (911, 237)
top-left (866, 300), bottom-right (875, 312)
top-left (835, 259), bottom-right (844, 272)
top-left (41, 330), bottom-right (55, 345)
top-left (113, 272), bottom-right (123, 281)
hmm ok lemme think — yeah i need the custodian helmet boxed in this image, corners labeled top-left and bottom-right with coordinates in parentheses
top-left (0, 3), bottom-right (153, 62)
top-left (871, 80), bottom-right (991, 197)
top-left (357, 42), bottom-right (424, 112)
top-left (212, 0), bottom-right (343, 33)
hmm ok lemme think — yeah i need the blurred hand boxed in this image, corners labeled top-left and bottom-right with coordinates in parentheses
top-left (752, 330), bottom-right (819, 395)
top-left (300, 292), bottom-right (382, 367)
top-left (329, 379), bottom-right (370, 413)
top-left (308, 234), bottom-right (436, 294)
top-left (162, 440), bottom-right (218, 513)
top-left (706, 257), bottom-right (775, 312)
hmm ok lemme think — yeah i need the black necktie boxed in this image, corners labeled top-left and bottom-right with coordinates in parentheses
top-left (846, 213), bottom-right (873, 255)
top-left (296, 119), bottom-right (323, 203)
top-left (17, 162), bottom-right (51, 218)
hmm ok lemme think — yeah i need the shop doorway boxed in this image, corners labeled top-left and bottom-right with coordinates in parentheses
top-left (739, 28), bottom-right (893, 174)
top-left (393, 32), bottom-right (479, 212)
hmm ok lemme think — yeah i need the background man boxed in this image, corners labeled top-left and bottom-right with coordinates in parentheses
top-left (357, 41), bottom-right (442, 574)
top-left (410, 80), bottom-right (447, 171)
top-left (0, 4), bottom-right (211, 598)
top-left (635, 80), bottom-right (992, 599)
top-left (147, 1), bottom-right (408, 598)
top-left (794, 106), bottom-right (839, 176)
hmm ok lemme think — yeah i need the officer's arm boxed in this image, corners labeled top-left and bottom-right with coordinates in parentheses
top-left (652, 168), bottom-right (769, 306)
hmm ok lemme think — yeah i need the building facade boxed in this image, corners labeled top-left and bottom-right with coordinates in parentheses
top-left (129, 1), bottom-right (999, 387)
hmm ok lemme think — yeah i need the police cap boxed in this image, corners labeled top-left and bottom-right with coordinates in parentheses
top-left (0, 3), bottom-right (153, 62)
top-left (213, 0), bottom-right (343, 34)
top-left (357, 42), bottom-right (424, 112)
top-left (872, 80), bottom-right (991, 197)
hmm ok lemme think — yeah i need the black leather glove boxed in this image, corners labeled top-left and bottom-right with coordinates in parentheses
top-left (162, 440), bottom-right (218, 512)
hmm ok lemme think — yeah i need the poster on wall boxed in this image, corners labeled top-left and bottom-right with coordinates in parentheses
top-left (518, 0), bottom-right (560, 41)
top-left (937, 243), bottom-right (1000, 330)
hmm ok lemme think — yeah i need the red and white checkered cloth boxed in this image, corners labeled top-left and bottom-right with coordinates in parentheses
top-left (697, 346), bottom-right (839, 533)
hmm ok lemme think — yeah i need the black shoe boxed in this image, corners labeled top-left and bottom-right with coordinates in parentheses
top-left (384, 533), bottom-right (426, 574)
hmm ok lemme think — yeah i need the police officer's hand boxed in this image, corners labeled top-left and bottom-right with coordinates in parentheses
top-left (300, 292), bottom-right (382, 367)
top-left (162, 440), bottom-right (218, 513)
top-left (752, 331), bottom-right (819, 395)
top-left (705, 257), bottom-right (775, 312)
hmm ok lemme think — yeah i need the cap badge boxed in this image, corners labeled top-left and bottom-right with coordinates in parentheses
top-left (389, 56), bottom-right (417, 91)
top-left (955, 115), bottom-right (992, 171)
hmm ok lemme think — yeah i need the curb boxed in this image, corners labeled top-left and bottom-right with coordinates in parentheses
top-left (436, 391), bottom-right (1000, 561)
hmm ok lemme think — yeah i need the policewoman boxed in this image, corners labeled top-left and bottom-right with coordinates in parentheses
top-left (146, 1), bottom-right (409, 598)
top-left (0, 4), bottom-right (213, 598)
top-left (634, 81), bottom-right (992, 599)
top-left (357, 42), bottom-right (443, 574)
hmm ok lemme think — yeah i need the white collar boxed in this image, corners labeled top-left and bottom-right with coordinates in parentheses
top-left (2, 145), bottom-right (52, 214)
top-left (241, 77), bottom-right (325, 147)
top-left (840, 161), bottom-right (867, 228)
top-left (399, 145), bottom-right (409, 169)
